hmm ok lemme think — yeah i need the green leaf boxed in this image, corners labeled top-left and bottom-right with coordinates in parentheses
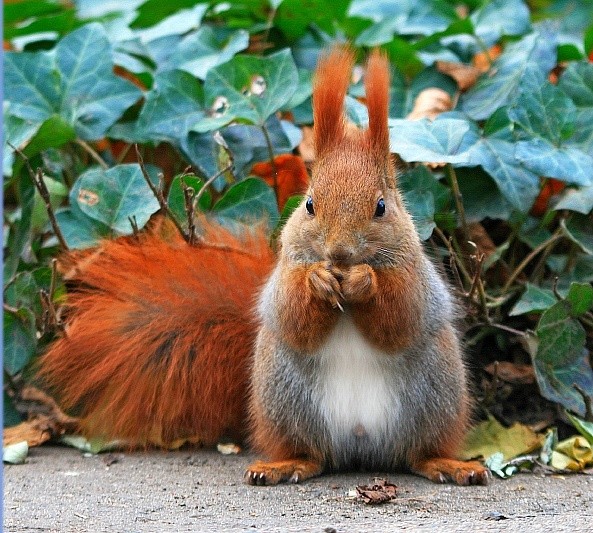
top-left (566, 282), bottom-right (593, 317)
top-left (403, 189), bottom-right (436, 240)
top-left (3, 392), bottom-right (23, 428)
top-left (54, 207), bottom-right (111, 250)
top-left (132, 0), bottom-right (200, 28)
top-left (515, 139), bottom-right (593, 186)
top-left (389, 117), bottom-right (478, 165)
top-left (467, 137), bottom-right (540, 212)
top-left (276, 0), bottom-right (350, 41)
top-left (462, 30), bottom-right (558, 120)
top-left (561, 214), bottom-right (593, 255)
top-left (4, 268), bottom-right (63, 318)
top-left (382, 37), bottom-right (424, 78)
top-left (534, 300), bottom-right (593, 418)
top-left (566, 412), bottom-right (593, 446)
top-left (555, 186), bottom-right (593, 214)
top-left (3, 308), bottom-right (38, 376)
top-left (470, 0), bottom-right (531, 46)
top-left (198, 49), bottom-right (298, 131)
top-left (135, 4), bottom-right (208, 42)
top-left (558, 61), bottom-right (593, 153)
top-left (3, 441), bottom-right (29, 465)
top-left (22, 116), bottom-right (76, 159)
top-left (456, 167), bottom-right (512, 222)
top-left (3, 107), bottom-right (42, 177)
top-left (31, 175), bottom-right (69, 231)
top-left (161, 27), bottom-right (249, 80)
top-left (167, 175), bottom-right (212, 226)
top-left (508, 78), bottom-right (577, 144)
top-left (510, 283), bottom-right (557, 316)
top-left (70, 164), bottom-right (161, 235)
top-left (4, 23), bottom-right (142, 142)
top-left (137, 70), bottom-right (206, 143)
top-left (213, 177), bottom-right (279, 227)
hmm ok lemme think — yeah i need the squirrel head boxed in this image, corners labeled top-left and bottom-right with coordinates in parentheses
top-left (281, 46), bottom-right (420, 267)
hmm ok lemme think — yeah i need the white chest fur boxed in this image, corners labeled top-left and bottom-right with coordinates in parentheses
top-left (315, 315), bottom-right (399, 443)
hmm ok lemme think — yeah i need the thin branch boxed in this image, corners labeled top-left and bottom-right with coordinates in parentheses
top-left (8, 142), bottom-right (69, 249)
top-left (445, 164), bottom-right (469, 245)
top-left (260, 123), bottom-right (279, 199)
top-left (116, 143), bottom-right (133, 165)
top-left (76, 139), bottom-right (108, 170)
top-left (128, 215), bottom-right (139, 237)
top-left (501, 229), bottom-right (564, 294)
top-left (182, 178), bottom-right (197, 245)
top-left (194, 162), bottom-right (234, 207)
top-left (134, 144), bottom-right (187, 241)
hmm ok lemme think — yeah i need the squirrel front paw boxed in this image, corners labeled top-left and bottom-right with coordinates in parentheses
top-left (341, 263), bottom-right (378, 303)
top-left (307, 262), bottom-right (343, 309)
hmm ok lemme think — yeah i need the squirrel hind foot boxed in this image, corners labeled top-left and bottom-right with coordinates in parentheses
top-left (245, 459), bottom-right (323, 486)
top-left (411, 458), bottom-right (491, 486)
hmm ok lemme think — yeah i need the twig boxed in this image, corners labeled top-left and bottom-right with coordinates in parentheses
top-left (134, 144), bottom-right (187, 241)
top-left (467, 252), bottom-right (485, 301)
top-left (3, 303), bottom-right (20, 314)
top-left (194, 162), bottom-right (234, 207)
top-left (8, 142), bottom-right (69, 250)
top-left (445, 164), bottom-right (469, 245)
top-left (573, 384), bottom-right (593, 422)
top-left (552, 276), bottom-right (562, 300)
top-left (182, 178), bottom-right (197, 245)
top-left (260, 124), bottom-right (279, 199)
top-left (501, 229), bottom-right (564, 294)
top-left (128, 215), bottom-right (139, 237)
top-left (116, 143), bottom-right (133, 165)
top-left (433, 226), bottom-right (471, 290)
top-left (76, 139), bottom-right (108, 170)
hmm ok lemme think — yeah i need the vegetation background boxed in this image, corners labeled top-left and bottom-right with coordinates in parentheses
top-left (3, 0), bottom-right (593, 473)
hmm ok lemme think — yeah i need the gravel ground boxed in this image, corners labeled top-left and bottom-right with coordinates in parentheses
top-left (4, 445), bottom-right (593, 532)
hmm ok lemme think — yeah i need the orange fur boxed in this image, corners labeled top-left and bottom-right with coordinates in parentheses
top-left (37, 219), bottom-right (274, 447)
top-left (364, 49), bottom-right (391, 157)
top-left (313, 46), bottom-right (355, 156)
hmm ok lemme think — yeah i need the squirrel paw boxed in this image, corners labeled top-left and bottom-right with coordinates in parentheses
top-left (245, 459), bottom-right (323, 486)
top-left (307, 262), bottom-right (343, 309)
top-left (341, 263), bottom-right (378, 303)
top-left (412, 458), bottom-right (491, 486)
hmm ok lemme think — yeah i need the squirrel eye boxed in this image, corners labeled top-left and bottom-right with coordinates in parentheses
top-left (306, 196), bottom-right (315, 216)
top-left (374, 198), bottom-right (385, 217)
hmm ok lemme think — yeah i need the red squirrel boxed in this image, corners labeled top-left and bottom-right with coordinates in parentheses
top-left (38, 47), bottom-right (490, 486)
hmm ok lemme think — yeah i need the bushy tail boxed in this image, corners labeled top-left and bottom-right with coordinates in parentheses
top-left (37, 218), bottom-right (274, 447)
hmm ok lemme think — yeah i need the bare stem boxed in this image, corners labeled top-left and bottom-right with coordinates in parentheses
top-left (260, 124), bottom-right (279, 198)
top-left (76, 139), bottom-right (108, 170)
top-left (501, 229), bottom-right (564, 294)
top-left (194, 162), bottom-right (234, 207)
top-left (445, 164), bottom-right (469, 245)
top-left (182, 178), bottom-right (197, 245)
top-left (134, 144), bottom-right (187, 241)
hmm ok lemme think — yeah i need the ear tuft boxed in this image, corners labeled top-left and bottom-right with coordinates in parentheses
top-left (365, 49), bottom-right (391, 157)
top-left (313, 45), bottom-right (355, 156)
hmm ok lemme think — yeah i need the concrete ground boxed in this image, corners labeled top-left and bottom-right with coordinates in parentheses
top-left (4, 445), bottom-right (593, 532)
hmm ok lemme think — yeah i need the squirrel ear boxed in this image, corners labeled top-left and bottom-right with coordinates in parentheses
top-left (313, 46), bottom-right (355, 157)
top-left (365, 50), bottom-right (393, 185)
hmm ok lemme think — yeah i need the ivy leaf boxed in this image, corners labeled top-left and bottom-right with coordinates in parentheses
top-left (212, 177), bottom-right (279, 227)
top-left (3, 309), bottom-right (37, 376)
top-left (198, 49), bottom-right (298, 131)
top-left (137, 69), bottom-right (206, 143)
top-left (54, 207), bottom-right (111, 250)
top-left (467, 137), bottom-right (540, 212)
top-left (534, 300), bottom-right (593, 418)
top-left (456, 167), bottom-right (512, 222)
top-left (403, 189), bottom-right (435, 240)
top-left (470, 0), bottom-right (531, 46)
top-left (554, 186), bottom-right (593, 214)
top-left (135, 4), bottom-right (208, 43)
top-left (510, 283), bottom-right (557, 316)
top-left (514, 139), bottom-right (593, 186)
top-left (558, 61), bottom-right (593, 153)
top-left (4, 23), bottom-right (141, 142)
top-left (160, 27), bottom-right (249, 80)
top-left (566, 282), bottom-right (593, 316)
top-left (561, 214), bottom-right (593, 255)
top-left (389, 117), bottom-right (478, 165)
top-left (462, 30), bottom-right (558, 120)
top-left (70, 164), bottom-right (161, 235)
top-left (167, 174), bottom-right (212, 227)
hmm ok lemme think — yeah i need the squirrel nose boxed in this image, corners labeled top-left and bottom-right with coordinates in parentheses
top-left (327, 244), bottom-right (354, 264)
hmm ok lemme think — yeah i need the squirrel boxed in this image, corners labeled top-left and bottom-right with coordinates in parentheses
top-left (38, 47), bottom-right (490, 486)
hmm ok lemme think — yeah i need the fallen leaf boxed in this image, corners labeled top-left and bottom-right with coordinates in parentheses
top-left (484, 361), bottom-right (535, 384)
top-left (551, 436), bottom-right (593, 471)
top-left (355, 478), bottom-right (397, 505)
top-left (4, 416), bottom-right (57, 447)
top-left (60, 435), bottom-right (123, 454)
top-left (530, 178), bottom-right (565, 217)
top-left (473, 44), bottom-right (503, 72)
top-left (460, 415), bottom-right (544, 462)
top-left (250, 154), bottom-right (309, 210)
top-left (436, 61), bottom-right (482, 91)
top-left (406, 88), bottom-right (453, 121)
top-left (3, 441), bottom-right (28, 464)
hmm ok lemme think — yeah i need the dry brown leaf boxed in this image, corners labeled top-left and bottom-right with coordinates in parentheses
top-left (406, 88), bottom-right (453, 121)
top-left (356, 478), bottom-right (397, 505)
top-left (4, 415), bottom-right (67, 447)
top-left (485, 362), bottom-right (536, 385)
top-left (436, 61), bottom-right (482, 91)
top-left (473, 45), bottom-right (502, 72)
